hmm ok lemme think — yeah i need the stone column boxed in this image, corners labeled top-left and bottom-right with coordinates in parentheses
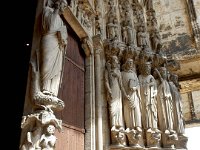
top-left (93, 35), bottom-right (104, 150)
top-left (81, 37), bottom-right (96, 150)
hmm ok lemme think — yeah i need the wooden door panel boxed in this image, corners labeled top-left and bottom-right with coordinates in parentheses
top-left (56, 26), bottom-right (85, 149)
top-left (55, 125), bottom-right (84, 150)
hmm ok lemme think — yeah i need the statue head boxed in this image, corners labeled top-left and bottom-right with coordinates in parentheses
top-left (124, 58), bottom-right (134, 70)
top-left (46, 124), bottom-right (56, 135)
top-left (142, 62), bottom-right (152, 75)
top-left (110, 56), bottom-right (119, 69)
top-left (159, 67), bottom-right (167, 80)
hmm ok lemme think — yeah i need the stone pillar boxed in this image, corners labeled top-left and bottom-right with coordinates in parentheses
top-left (93, 35), bottom-right (104, 150)
top-left (81, 37), bottom-right (96, 150)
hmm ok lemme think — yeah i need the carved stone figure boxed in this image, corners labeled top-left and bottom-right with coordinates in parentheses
top-left (122, 12), bottom-right (135, 45)
top-left (104, 56), bottom-right (127, 146)
top-left (169, 74), bottom-right (185, 135)
top-left (121, 58), bottom-right (143, 148)
top-left (40, 0), bottom-right (68, 97)
top-left (138, 62), bottom-right (161, 147)
top-left (156, 67), bottom-right (174, 131)
top-left (107, 16), bottom-right (118, 40)
top-left (69, 0), bottom-right (78, 15)
top-left (155, 67), bottom-right (178, 148)
top-left (137, 26), bottom-right (149, 48)
top-left (168, 73), bottom-right (188, 149)
top-left (150, 28), bottom-right (162, 52)
top-left (20, 109), bottom-right (62, 150)
top-left (39, 124), bottom-right (57, 150)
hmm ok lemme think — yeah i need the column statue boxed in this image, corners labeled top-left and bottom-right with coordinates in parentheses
top-left (168, 73), bottom-right (188, 149)
top-left (105, 56), bottom-right (127, 147)
top-left (40, 0), bottom-right (68, 97)
top-left (121, 58), bottom-right (143, 148)
top-left (155, 67), bottom-right (178, 148)
top-left (138, 62), bottom-right (160, 148)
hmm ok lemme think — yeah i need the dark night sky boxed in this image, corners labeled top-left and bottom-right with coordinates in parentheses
top-left (3, 0), bottom-right (37, 149)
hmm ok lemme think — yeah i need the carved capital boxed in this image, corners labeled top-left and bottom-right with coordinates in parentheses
top-left (81, 36), bottom-right (93, 57)
top-left (93, 34), bottom-right (103, 55)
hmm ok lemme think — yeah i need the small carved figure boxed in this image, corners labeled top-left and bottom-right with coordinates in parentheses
top-left (107, 16), bottom-right (118, 40)
top-left (150, 28), bottom-right (162, 52)
top-left (137, 26), bottom-right (149, 48)
top-left (40, 124), bottom-right (57, 150)
top-left (122, 12), bottom-right (135, 45)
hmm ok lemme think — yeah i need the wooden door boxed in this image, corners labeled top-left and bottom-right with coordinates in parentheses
top-left (56, 25), bottom-right (85, 150)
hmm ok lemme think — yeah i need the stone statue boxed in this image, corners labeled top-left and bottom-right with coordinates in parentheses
top-left (150, 28), bottom-right (162, 52)
top-left (122, 12), bottom-right (135, 45)
top-left (137, 26), bottom-right (149, 48)
top-left (121, 58), bottom-right (143, 148)
top-left (40, 0), bottom-right (68, 97)
top-left (20, 109), bottom-right (62, 150)
top-left (169, 74), bottom-right (185, 135)
top-left (39, 124), bottom-right (57, 150)
top-left (107, 16), bottom-right (118, 40)
top-left (155, 67), bottom-right (178, 148)
top-left (168, 73), bottom-right (188, 149)
top-left (138, 62), bottom-right (161, 148)
top-left (104, 56), bottom-right (127, 146)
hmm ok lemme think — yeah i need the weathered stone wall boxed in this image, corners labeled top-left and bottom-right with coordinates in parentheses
top-left (154, 0), bottom-right (194, 56)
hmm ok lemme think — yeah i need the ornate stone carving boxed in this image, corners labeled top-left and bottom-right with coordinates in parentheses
top-left (74, 0), bottom-right (95, 35)
top-left (121, 12), bottom-right (136, 46)
top-left (121, 58), bottom-right (143, 148)
top-left (20, 0), bottom-right (67, 149)
top-left (103, 1), bottom-right (188, 149)
top-left (20, 109), bottom-right (62, 150)
top-left (155, 67), bottom-right (178, 148)
top-left (168, 73), bottom-right (188, 149)
top-left (125, 127), bottom-right (142, 148)
top-left (137, 25), bottom-right (150, 49)
top-left (81, 36), bottom-right (93, 57)
top-left (150, 28), bottom-right (162, 52)
top-left (138, 62), bottom-right (161, 148)
top-left (104, 56), bottom-right (127, 147)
